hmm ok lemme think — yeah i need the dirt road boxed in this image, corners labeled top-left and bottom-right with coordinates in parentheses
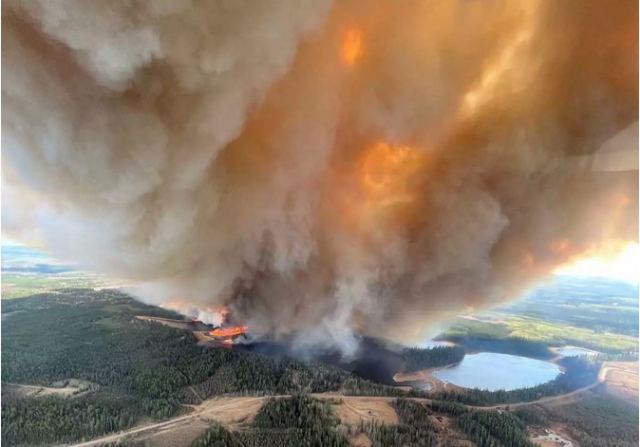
top-left (66, 396), bottom-right (269, 447)
top-left (64, 384), bottom-right (603, 447)
top-left (67, 361), bottom-right (639, 447)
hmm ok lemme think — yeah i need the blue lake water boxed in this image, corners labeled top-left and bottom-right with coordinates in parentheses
top-left (433, 352), bottom-right (561, 391)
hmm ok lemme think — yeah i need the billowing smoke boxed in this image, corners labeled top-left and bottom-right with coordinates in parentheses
top-left (3, 0), bottom-right (637, 354)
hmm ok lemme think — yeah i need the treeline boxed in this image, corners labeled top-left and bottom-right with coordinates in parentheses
top-left (594, 351), bottom-right (639, 362)
top-left (402, 346), bottom-right (465, 372)
top-left (356, 398), bottom-right (439, 447)
top-left (192, 396), bottom-right (348, 447)
top-left (440, 336), bottom-right (553, 359)
top-left (431, 356), bottom-right (599, 406)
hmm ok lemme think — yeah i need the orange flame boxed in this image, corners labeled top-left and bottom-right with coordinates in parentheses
top-left (209, 325), bottom-right (248, 338)
top-left (341, 28), bottom-right (362, 67)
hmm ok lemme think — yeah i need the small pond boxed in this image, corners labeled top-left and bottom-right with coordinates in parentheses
top-left (433, 352), bottom-right (561, 391)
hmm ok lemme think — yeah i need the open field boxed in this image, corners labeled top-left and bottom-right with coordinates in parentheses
top-left (1, 243), bottom-right (118, 299)
top-left (135, 315), bottom-right (197, 331)
top-left (440, 314), bottom-right (638, 352)
top-left (499, 276), bottom-right (639, 337)
top-left (600, 361), bottom-right (639, 404)
top-left (1, 273), bottom-right (110, 299)
top-left (331, 396), bottom-right (399, 425)
top-left (528, 425), bottom-right (575, 447)
top-left (3, 382), bottom-right (95, 399)
top-left (440, 276), bottom-right (639, 354)
top-left (66, 396), bottom-right (271, 447)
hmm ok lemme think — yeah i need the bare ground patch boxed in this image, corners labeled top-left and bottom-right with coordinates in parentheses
top-left (5, 379), bottom-right (98, 399)
top-left (331, 396), bottom-right (399, 426)
top-left (528, 424), bottom-right (576, 447)
top-left (601, 361), bottom-right (638, 404)
top-left (348, 432), bottom-right (372, 447)
top-left (135, 315), bottom-right (195, 331)
top-left (393, 367), bottom-right (464, 393)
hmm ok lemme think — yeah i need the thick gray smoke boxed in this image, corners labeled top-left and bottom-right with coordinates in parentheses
top-left (3, 0), bottom-right (638, 354)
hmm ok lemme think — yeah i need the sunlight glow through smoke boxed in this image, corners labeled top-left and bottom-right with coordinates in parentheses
top-left (554, 243), bottom-right (639, 284)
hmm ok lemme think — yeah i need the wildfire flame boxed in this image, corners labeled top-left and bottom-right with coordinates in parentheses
top-left (209, 325), bottom-right (248, 338)
top-left (341, 28), bottom-right (362, 67)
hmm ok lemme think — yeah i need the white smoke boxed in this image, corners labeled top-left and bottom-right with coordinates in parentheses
top-left (2, 0), bottom-right (637, 354)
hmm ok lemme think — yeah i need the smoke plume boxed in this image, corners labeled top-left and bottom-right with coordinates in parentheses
top-left (3, 0), bottom-right (638, 354)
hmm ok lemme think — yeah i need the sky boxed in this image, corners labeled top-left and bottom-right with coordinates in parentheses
top-left (553, 242), bottom-right (639, 285)
top-left (3, 237), bottom-right (638, 285)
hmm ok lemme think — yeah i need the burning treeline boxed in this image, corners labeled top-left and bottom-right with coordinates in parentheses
top-left (2, 0), bottom-right (638, 353)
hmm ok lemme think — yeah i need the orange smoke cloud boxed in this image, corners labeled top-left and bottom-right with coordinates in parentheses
top-left (2, 0), bottom-right (637, 352)
top-left (341, 28), bottom-right (363, 67)
top-left (550, 239), bottom-right (571, 256)
top-left (358, 142), bottom-right (425, 208)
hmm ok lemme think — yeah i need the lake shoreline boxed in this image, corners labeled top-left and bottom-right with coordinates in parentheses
top-left (395, 352), bottom-right (564, 392)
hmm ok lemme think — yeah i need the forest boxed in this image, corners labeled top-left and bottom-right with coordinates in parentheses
top-left (544, 392), bottom-right (639, 447)
top-left (355, 398), bottom-right (541, 447)
top-left (402, 345), bottom-right (465, 372)
top-left (456, 411), bottom-right (534, 446)
top-left (192, 395), bottom-right (348, 447)
top-left (1, 393), bottom-right (137, 445)
top-left (437, 335), bottom-right (553, 359)
top-left (3, 289), bottom-right (632, 446)
top-left (1, 290), bottom-right (401, 444)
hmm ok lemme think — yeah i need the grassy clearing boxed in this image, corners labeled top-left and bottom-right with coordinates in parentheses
top-left (440, 315), bottom-right (638, 353)
top-left (1, 273), bottom-right (107, 299)
top-left (504, 316), bottom-right (638, 352)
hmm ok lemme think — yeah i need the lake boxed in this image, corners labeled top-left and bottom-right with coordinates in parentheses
top-left (433, 352), bottom-right (561, 391)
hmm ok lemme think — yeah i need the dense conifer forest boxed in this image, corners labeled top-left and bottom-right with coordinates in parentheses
top-left (3, 289), bottom-right (635, 447)
top-left (1, 394), bottom-right (137, 445)
top-left (192, 396), bottom-right (348, 447)
top-left (544, 393), bottom-right (639, 447)
top-left (437, 335), bottom-right (553, 359)
top-left (0, 290), bottom-right (399, 444)
top-left (456, 411), bottom-right (534, 446)
top-left (402, 345), bottom-right (465, 372)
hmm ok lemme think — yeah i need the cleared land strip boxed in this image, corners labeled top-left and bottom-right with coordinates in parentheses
top-left (64, 381), bottom-right (605, 447)
top-left (64, 396), bottom-right (273, 447)
top-left (66, 361), bottom-right (640, 447)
